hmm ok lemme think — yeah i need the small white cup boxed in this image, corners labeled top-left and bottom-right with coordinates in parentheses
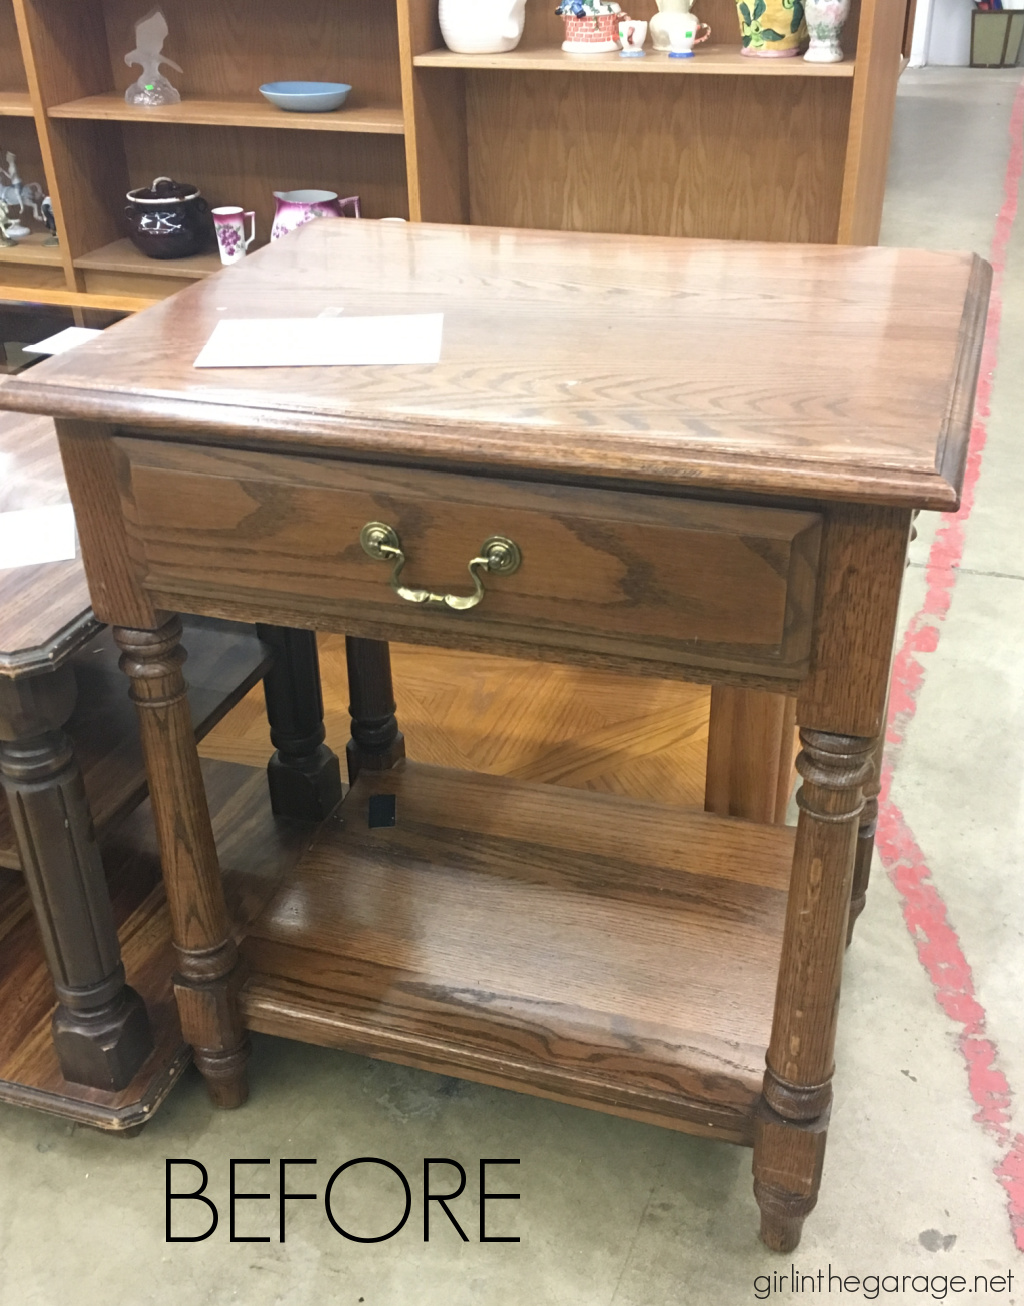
top-left (212, 206), bottom-right (256, 265)
top-left (618, 19), bottom-right (648, 53)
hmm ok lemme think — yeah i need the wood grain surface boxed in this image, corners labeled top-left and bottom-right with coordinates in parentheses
top-left (1, 222), bottom-right (989, 510)
top-left (464, 73), bottom-right (851, 243)
top-left (115, 438), bottom-right (822, 678)
top-left (241, 760), bottom-right (795, 1140)
top-left (48, 95), bottom-right (406, 136)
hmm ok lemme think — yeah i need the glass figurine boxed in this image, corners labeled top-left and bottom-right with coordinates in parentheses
top-left (124, 9), bottom-right (182, 107)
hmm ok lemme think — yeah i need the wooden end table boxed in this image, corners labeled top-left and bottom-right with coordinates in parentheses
top-left (0, 222), bottom-right (988, 1246)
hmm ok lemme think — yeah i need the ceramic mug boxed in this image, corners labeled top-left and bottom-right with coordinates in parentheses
top-left (212, 206), bottom-right (256, 265)
top-left (618, 18), bottom-right (648, 52)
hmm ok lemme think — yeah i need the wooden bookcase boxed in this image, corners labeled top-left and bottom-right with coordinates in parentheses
top-left (1, 0), bottom-right (906, 311)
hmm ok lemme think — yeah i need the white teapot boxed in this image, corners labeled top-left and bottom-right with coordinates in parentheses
top-left (439, 0), bottom-right (528, 53)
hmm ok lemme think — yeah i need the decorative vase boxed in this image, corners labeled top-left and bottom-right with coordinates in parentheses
top-left (270, 190), bottom-right (360, 241)
top-left (736, 0), bottom-right (806, 55)
top-left (557, 0), bottom-right (625, 53)
top-left (438, 0), bottom-right (528, 53)
top-left (803, 0), bottom-right (849, 61)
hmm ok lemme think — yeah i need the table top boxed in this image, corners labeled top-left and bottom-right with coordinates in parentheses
top-left (0, 223), bottom-right (990, 510)
top-left (0, 393), bottom-right (95, 677)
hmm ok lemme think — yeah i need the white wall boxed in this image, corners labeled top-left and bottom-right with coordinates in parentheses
top-left (925, 0), bottom-right (972, 64)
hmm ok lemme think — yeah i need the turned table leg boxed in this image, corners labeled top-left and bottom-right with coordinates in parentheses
top-left (847, 723), bottom-right (886, 947)
top-left (344, 637), bottom-right (406, 784)
top-left (255, 624), bottom-right (342, 822)
top-left (753, 728), bottom-right (874, 1252)
top-left (115, 617), bottom-right (248, 1108)
top-left (0, 667), bottom-right (153, 1091)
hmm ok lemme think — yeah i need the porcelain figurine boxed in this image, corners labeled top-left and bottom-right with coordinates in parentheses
top-left (736, 0), bottom-right (806, 55)
top-left (0, 151), bottom-right (44, 229)
top-left (650, 0), bottom-right (695, 50)
top-left (212, 206), bottom-right (256, 264)
top-left (556, 0), bottom-right (625, 54)
top-left (803, 0), bottom-right (849, 61)
top-left (439, 0), bottom-right (528, 53)
top-left (124, 9), bottom-right (182, 106)
top-left (271, 190), bottom-right (361, 241)
top-left (0, 199), bottom-right (16, 248)
top-left (41, 195), bottom-right (58, 245)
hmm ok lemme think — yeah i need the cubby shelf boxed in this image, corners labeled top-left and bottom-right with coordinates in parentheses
top-left (75, 238), bottom-right (221, 280)
top-left (0, 89), bottom-right (33, 116)
top-left (48, 94), bottom-right (406, 136)
top-left (0, 233), bottom-right (62, 266)
top-left (413, 44), bottom-right (856, 76)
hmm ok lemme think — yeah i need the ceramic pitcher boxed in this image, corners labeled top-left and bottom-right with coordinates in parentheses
top-left (439, 0), bottom-right (527, 54)
top-left (650, 0), bottom-right (696, 51)
top-left (271, 190), bottom-right (361, 242)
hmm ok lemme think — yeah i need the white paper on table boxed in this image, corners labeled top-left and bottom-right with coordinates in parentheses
top-left (24, 327), bottom-right (103, 356)
top-left (0, 504), bottom-right (77, 569)
top-left (193, 314), bottom-right (444, 369)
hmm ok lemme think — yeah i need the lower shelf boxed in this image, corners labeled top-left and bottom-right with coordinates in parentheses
top-left (241, 761), bottom-right (794, 1143)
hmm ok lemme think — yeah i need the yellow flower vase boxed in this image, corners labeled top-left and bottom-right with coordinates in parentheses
top-left (736, 0), bottom-right (807, 55)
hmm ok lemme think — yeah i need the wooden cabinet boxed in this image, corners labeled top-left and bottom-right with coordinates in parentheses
top-left (1, 0), bottom-right (905, 312)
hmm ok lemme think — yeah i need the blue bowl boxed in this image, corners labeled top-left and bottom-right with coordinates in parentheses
top-left (259, 81), bottom-right (352, 113)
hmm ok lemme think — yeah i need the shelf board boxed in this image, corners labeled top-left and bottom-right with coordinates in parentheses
top-left (75, 238), bottom-right (222, 281)
top-left (0, 233), bottom-right (62, 267)
top-left (413, 43), bottom-right (855, 76)
top-left (48, 93), bottom-right (406, 135)
top-left (241, 761), bottom-right (794, 1142)
top-left (0, 90), bottom-right (34, 117)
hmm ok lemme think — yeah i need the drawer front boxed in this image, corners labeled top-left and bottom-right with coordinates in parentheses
top-left (116, 439), bottom-right (821, 677)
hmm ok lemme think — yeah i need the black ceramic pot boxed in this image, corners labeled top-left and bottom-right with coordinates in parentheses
top-left (125, 176), bottom-right (214, 259)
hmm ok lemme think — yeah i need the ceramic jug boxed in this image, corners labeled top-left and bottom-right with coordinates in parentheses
top-left (650, 0), bottom-right (696, 50)
top-left (271, 190), bottom-right (361, 241)
top-left (439, 0), bottom-right (527, 53)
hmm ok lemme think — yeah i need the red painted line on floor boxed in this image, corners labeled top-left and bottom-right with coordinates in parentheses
top-left (874, 74), bottom-right (1024, 1251)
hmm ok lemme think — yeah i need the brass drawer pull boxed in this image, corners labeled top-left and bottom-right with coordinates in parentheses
top-left (359, 522), bottom-right (521, 611)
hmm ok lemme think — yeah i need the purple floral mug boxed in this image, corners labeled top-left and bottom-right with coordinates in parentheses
top-left (212, 206), bottom-right (256, 265)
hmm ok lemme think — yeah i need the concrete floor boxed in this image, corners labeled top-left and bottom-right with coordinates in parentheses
top-left (1, 68), bottom-right (1022, 1306)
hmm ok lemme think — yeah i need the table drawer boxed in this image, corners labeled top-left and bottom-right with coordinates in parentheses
top-left (116, 439), bottom-right (821, 677)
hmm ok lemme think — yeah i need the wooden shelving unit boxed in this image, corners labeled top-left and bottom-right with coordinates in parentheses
top-left (48, 94), bottom-right (406, 136)
top-left (0, 0), bottom-right (908, 310)
top-left (412, 43), bottom-right (857, 74)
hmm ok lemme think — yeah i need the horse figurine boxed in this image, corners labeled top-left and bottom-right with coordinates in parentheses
top-left (0, 152), bottom-right (44, 222)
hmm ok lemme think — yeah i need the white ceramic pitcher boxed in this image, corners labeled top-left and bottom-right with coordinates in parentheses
top-left (650, 0), bottom-right (696, 50)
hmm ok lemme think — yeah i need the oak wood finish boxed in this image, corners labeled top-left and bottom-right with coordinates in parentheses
top-left (48, 96), bottom-right (406, 137)
top-left (114, 617), bottom-right (249, 1109)
top-left (112, 438), bottom-right (822, 680)
top-left (241, 760), bottom-right (794, 1142)
top-left (706, 688), bottom-right (797, 823)
top-left (2, 223), bottom-right (988, 1250)
top-left (0, 223), bottom-right (989, 514)
top-left (413, 45), bottom-right (855, 74)
top-left (848, 724), bottom-right (886, 944)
